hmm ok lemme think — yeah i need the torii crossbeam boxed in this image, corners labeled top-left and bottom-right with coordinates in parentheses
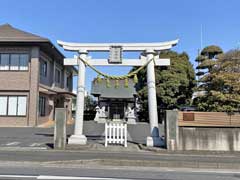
top-left (58, 39), bottom-right (179, 147)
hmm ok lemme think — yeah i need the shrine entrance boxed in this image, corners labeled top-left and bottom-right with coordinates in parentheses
top-left (58, 39), bottom-right (178, 147)
top-left (110, 102), bottom-right (124, 120)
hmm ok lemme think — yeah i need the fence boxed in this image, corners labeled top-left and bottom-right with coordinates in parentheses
top-left (178, 111), bottom-right (240, 127)
top-left (105, 121), bottom-right (127, 147)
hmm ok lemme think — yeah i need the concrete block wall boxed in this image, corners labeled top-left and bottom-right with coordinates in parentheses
top-left (178, 127), bottom-right (240, 151)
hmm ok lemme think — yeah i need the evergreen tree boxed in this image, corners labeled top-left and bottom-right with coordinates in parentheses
top-left (196, 45), bottom-right (223, 91)
top-left (210, 50), bottom-right (240, 112)
top-left (194, 47), bottom-right (240, 112)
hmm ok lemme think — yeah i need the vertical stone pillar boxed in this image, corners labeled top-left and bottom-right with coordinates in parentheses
top-left (28, 47), bottom-right (40, 126)
top-left (68, 51), bottom-right (87, 145)
top-left (165, 110), bottom-right (178, 150)
top-left (54, 108), bottom-right (67, 149)
top-left (145, 49), bottom-right (162, 147)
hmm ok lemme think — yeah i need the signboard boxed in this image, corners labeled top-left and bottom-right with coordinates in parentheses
top-left (109, 46), bottom-right (122, 63)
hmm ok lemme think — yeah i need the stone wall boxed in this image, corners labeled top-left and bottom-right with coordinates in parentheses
top-left (82, 121), bottom-right (165, 144)
top-left (178, 127), bottom-right (240, 151)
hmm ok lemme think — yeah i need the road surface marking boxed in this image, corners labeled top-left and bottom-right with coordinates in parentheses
top-left (29, 143), bottom-right (44, 147)
top-left (0, 175), bottom-right (134, 180)
top-left (5, 141), bottom-right (20, 146)
top-left (0, 175), bottom-right (35, 178)
top-left (38, 175), bottom-right (133, 179)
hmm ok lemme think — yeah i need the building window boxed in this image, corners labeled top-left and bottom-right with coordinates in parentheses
top-left (17, 97), bottom-right (27, 116)
top-left (39, 96), bottom-right (46, 116)
top-left (8, 96), bottom-right (18, 115)
top-left (10, 54), bottom-right (19, 71)
top-left (0, 96), bottom-right (27, 116)
top-left (0, 54), bottom-right (10, 70)
top-left (66, 74), bottom-right (71, 89)
top-left (55, 68), bottom-right (61, 84)
top-left (40, 60), bottom-right (47, 77)
top-left (0, 54), bottom-right (29, 71)
top-left (0, 96), bottom-right (7, 115)
top-left (19, 54), bottom-right (29, 70)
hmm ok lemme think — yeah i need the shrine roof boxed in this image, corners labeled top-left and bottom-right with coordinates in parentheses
top-left (91, 79), bottom-right (137, 99)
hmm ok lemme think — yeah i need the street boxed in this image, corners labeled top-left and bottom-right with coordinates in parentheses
top-left (0, 165), bottom-right (239, 180)
top-left (0, 149), bottom-right (238, 179)
top-left (0, 127), bottom-right (239, 179)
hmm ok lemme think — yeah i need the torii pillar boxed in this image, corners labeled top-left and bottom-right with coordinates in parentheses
top-left (145, 49), bottom-right (161, 146)
top-left (68, 51), bottom-right (88, 144)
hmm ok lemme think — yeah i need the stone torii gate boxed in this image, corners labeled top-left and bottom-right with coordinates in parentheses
top-left (57, 39), bottom-right (178, 147)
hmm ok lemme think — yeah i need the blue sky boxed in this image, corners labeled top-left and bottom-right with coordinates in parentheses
top-left (0, 0), bottom-right (239, 92)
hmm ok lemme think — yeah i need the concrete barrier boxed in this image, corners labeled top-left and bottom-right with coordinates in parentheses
top-left (178, 127), bottom-right (240, 151)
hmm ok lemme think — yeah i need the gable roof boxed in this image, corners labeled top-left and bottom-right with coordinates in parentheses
top-left (0, 24), bottom-right (50, 42)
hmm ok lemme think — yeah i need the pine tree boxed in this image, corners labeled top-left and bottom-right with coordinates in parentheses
top-left (196, 45), bottom-right (223, 91)
top-left (194, 47), bottom-right (240, 112)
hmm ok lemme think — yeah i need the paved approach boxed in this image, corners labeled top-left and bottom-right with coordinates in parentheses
top-left (0, 127), bottom-right (56, 149)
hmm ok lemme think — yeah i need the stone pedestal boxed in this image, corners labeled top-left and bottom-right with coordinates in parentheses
top-left (68, 134), bottom-right (87, 145)
top-left (96, 117), bottom-right (107, 123)
top-left (126, 117), bottom-right (136, 124)
top-left (146, 136), bottom-right (162, 147)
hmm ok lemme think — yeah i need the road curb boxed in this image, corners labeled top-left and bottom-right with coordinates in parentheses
top-left (138, 144), bottom-right (240, 156)
top-left (44, 158), bottom-right (240, 170)
top-left (1, 159), bottom-right (240, 170)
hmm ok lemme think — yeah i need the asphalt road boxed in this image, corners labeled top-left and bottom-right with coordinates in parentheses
top-left (0, 165), bottom-right (239, 180)
top-left (0, 127), bottom-right (55, 149)
top-left (0, 127), bottom-right (240, 179)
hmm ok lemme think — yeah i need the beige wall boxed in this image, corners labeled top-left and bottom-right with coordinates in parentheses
top-left (0, 72), bottom-right (30, 90)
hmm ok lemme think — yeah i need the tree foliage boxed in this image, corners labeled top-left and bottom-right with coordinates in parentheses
top-left (201, 45), bottom-right (223, 58)
top-left (131, 51), bottom-right (196, 116)
top-left (194, 48), bottom-right (240, 112)
top-left (195, 45), bottom-right (223, 92)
